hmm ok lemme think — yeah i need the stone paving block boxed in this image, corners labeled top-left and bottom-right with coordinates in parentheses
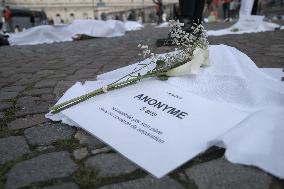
top-left (0, 136), bottom-right (30, 165)
top-left (16, 78), bottom-right (38, 85)
top-left (75, 69), bottom-right (98, 75)
top-left (35, 80), bottom-right (58, 88)
top-left (15, 105), bottom-right (49, 116)
top-left (0, 91), bottom-right (18, 100)
top-left (16, 96), bottom-right (42, 109)
top-left (41, 182), bottom-right (79, 189)
top-left (74, 130), bottom-right (105, 149)
top-left (48, 73), bottom-right (68, 79)
top-left (0, 83), bottom-right (7, 88)
top-left (184, 158), bottom-right (272, 189)
top-left (53, 81), bottom-right (76, 98)
top-left (23, 88), bottom-right (53, 96)
top-left (24, 123), bottom-right (75, 146)
top-left (0, 112), bottom-right (4, 120)
top-left (35, 145), bottom-right (55, 152)
top-left (98, 176), bottom-right (185, 189)
top-left (5, 151), bottom-right (78, 189)
top-left (0, 77), bottom-right (19, 84)
top-left (0, 86), bottom-right (26, 93)
top-left (40, 94), bottom-right (57, 105)
top-left (33, 70), bottom-right (55, 78)
top-left (15, 96), bottom-right (50, 116)
top-left (73, 147), bottom-right (89, 160)
top-left (85, 153), bottom-right (138, 178)
top-left (8, 114), bottom-right (48, 130)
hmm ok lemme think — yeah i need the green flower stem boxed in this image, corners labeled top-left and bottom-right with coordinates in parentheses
top-left (49, 71), bottom-right (164, 114)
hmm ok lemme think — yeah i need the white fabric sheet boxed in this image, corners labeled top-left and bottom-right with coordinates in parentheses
top-left (8, 19), bottom-right (128, 46)
top-left (207, 15), bottom-right (281, 36)
top-left (46, 45), bottom-right (284, 179)
top-left (261, 68), bottom-right (284, 81)
top-left (240, 0), bottom-right (255, 16)
top-left (124, 21), bottom-right (144, 31)
top-left (155, 22), bottom-right (170, 28)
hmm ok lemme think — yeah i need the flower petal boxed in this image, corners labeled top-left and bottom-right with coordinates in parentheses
top-left (165, 48), bottom-right (209, 76)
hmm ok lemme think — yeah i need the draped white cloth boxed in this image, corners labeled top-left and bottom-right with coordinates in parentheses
top-left (207, 15), bottom-right (281, 36)
top-left (240, 0), bottom-right (255, 16)
top-left (46, 45), bottom-right (284, 179)
top-left (124, 21), bottom-right (144, 31)
top-left (8, 20), bottom-right (144, 46)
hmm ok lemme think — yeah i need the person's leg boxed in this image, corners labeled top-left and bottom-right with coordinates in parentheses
top-left (178, 0), bottom-right (196, 32)
top-left (179, 0), bottom-right (196, 20)
top-left (251, 0), bottom-right (258, 15)
top-left (8, 21), bottom-right (14, 33)
top-left (159, 13), bottom-right (163, 24)
top-left (223, 3), bottom-right (227, 19)
top-left (181, 0), bottom-right (205, 31)
top-left (0, 35), bottom-right (9, 46)
top-left (228, 3), bottom-right (231, 20)
top-left (193, 0), bottom-right (206, 23)
top-left (156, 0), bottom-right (205, 46)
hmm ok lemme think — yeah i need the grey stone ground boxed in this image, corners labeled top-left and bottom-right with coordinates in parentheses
top-left (0, 20), bottom-right (284, 189)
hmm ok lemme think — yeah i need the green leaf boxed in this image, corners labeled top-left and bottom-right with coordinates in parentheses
top-left (156, 59), bottom-right (165, 69)
top-left (157, 75), bottom-right (169, 81)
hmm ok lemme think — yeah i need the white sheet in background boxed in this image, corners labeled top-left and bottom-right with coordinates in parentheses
top-left (155, 22), bottom-right (170, 28)
top-left (46, 45), bottom-right (284, 179)
top-left (207, 15), bottom-right (281, 36)
top-left (8, 19), bottom-right (128, 46)
top-left (124, 21), bottom-right (144, 31)
top-left (240, 0), bottom-right (255, 16)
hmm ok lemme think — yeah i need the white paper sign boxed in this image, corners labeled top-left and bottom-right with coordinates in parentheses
top-left (235, 15), bottom-right (264, 31)
top-left (61, 79), bottom-right (248, 178)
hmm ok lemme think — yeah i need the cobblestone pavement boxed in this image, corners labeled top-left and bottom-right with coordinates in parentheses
top-left (0, 21), bottom-right (284, 189)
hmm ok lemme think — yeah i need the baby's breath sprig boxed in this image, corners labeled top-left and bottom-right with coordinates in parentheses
top-left (49, 20), bottom-right (209, 114)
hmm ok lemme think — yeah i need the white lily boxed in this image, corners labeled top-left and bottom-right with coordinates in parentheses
top-left (166, 47), bottom-right (209, 76)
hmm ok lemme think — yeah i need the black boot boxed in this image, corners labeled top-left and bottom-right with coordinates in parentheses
top-left (155, 18), bottom-right (195, 47)
top-left (0, 35), bottom-right (9, 46)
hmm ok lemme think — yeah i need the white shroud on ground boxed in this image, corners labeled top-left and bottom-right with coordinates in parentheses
top-left (207, 15), bottom-right (281, 36)
top-left (240, 0), bottom-right (255, 16)
top-left (124, 21), bottom-right (144, 31)
top-left (46, 45), bottom-right (284, 179)
top-left (8, 20), bottom-right (144, 46)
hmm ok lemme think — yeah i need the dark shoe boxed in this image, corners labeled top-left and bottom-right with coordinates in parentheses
top-left (0, 35), bottom-right (9, 46)
top-left (156, 18), bottom-right (200, 47)
top-left (156, 18), bottom-right (198, 47)
top-left (180, 18), bottom-right (194, 33)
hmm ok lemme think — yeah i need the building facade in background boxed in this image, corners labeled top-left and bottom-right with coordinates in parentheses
top-left (6, 0), bottom-right (178, 23)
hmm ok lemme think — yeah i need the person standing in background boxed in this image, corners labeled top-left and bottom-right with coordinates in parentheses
top-left (229, 0), bottom-right (238, 19)
top-left (156, 0), bottom-right (206, 46)
top-left (30, 12), bottom-right (35, 27)
top-left (222, 0), bottom-right (231, 21)
top-left (3, 6), bottom-right (14, 32)
top-left (251, 0), bottom-right (259, 15)
top-left (153, 0), bottom-right (164, 25)
top-left (206, 0), bottom-right (213, 12)
top-left (212, 0), bottom-right (220, 20)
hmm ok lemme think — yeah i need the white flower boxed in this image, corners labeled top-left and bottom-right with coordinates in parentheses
top-left (102, 86), bottom-right (108, 93)
top-left (141, 45), bottom-right (148, 49)
top-left (165, 47), bottom-right (209, 76)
